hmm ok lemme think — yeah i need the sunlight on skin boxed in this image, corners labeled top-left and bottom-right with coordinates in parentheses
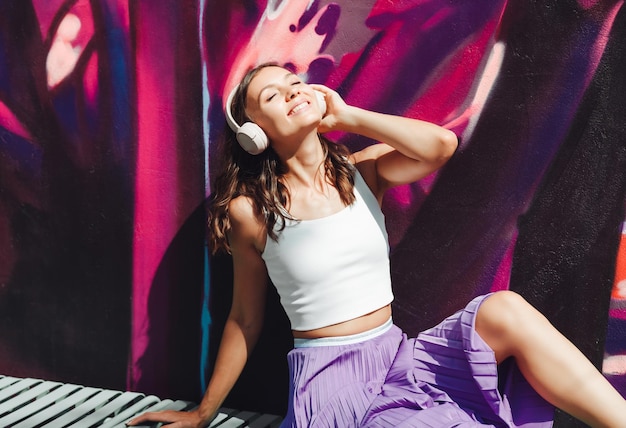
top-left (46, 13), bottom-right (82, 88)
top-left (223, 0), bottom-right (336, 103)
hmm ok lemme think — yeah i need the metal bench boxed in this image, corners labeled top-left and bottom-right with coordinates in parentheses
top-left (0, 375), bottom-right (282, 427)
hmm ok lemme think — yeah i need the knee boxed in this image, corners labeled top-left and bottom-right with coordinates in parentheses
top-left (480, 290), bottom-right (530, 328)
top-left (476, 291), bottom-right (533, 356)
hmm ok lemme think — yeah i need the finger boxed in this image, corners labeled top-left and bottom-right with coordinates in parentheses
top-left (126, 413), bottom-right (149, 425)
top-left (127, 413), bottom-right (153, 426)
top-left (317, 119), bottom-right (333, 134)
top-left (127, 411), bottom-right (176, 425)
top-left (309, 83), bottom-right (331, 94)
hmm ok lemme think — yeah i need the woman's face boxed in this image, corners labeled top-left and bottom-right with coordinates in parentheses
top-left (244, 66), bottom-right (323, 145)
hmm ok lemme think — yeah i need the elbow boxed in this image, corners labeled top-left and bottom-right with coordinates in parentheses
top-left (228, 311), bottom-right (264, 348)
top-left (441, 129), bottom-right (459, 158)
top-left (242, 323), bottom-right (263, 352)
top-left (436, 130), bottom-right (459, 164)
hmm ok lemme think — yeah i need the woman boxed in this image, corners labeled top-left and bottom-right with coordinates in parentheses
top-left (129, 63), bottom-right (626, 427)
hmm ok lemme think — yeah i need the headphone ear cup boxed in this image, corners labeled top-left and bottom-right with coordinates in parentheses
top-left (315, 90), bottom-right (327, 116)
top-left (237, 122), bottom-right (269, 155)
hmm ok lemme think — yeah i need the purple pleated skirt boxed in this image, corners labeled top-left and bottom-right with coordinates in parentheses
top-left (280, 294), bottom-right (555, 427)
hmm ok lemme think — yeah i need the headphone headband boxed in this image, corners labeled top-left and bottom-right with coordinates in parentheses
top-left (224, 85), bottom-right (241, 134)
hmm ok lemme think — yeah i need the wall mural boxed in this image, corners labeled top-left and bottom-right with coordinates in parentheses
top-left (0, 0), bottom-right (625, 426)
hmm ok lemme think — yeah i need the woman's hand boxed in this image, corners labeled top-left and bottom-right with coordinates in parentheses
top-left (309, 84), bottom-right (353, 133)
top-left (127, 408), bottom-right (207, 428)
top-left (310, 83), bottom-right (458, 198)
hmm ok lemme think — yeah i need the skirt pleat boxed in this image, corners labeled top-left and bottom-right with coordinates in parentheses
top-left (280, 294), bottom-right (554, 428)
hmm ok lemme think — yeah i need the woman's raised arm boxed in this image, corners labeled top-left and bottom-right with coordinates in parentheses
top-left (312, 84), bottom-right (458, 200)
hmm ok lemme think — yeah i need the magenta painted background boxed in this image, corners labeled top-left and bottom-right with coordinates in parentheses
top-left (1, 1), bottom-right (625, 424)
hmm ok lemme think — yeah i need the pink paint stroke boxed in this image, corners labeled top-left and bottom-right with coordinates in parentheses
top-left (222, 1), bottom-right (336, 104)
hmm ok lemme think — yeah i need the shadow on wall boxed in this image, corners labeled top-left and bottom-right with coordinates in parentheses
top-left (132, 200), bottom-right (206, 401)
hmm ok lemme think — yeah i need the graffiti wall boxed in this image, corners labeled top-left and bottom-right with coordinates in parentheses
top-left (1, 0), bottom-right (625, 426)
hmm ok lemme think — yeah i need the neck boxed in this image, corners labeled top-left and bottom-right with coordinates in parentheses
top-left (278, 133), bottom-right (327, 188)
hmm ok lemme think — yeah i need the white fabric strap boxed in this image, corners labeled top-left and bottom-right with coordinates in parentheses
top-left (293, 317), bottom-right (393, 348)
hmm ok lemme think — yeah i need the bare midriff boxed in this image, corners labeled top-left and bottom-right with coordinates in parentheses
top-left (292, 304), bottom-right (392, 339)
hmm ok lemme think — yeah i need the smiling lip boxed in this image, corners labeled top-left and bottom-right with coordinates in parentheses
top-left (288, 100), bottom-right (310, 116)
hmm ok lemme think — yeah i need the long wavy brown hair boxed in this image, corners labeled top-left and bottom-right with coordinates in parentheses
top-left (208, 63), bottom-right (356, 254)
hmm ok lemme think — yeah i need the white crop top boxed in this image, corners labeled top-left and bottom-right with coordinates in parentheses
top-left (261, 169), bottom-right (394, 331)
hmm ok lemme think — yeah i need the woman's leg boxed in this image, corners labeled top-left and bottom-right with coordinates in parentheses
top-left (475, 290), bottom-right (626, 428)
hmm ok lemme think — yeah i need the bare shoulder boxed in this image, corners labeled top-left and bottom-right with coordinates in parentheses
top-left (228, 195), bottom-right (257, 222)
top-left (228, 196), bottom-right (266, 253)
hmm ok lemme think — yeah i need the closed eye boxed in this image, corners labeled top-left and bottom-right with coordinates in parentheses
top-left (263, 80), bottom-right (303, 102)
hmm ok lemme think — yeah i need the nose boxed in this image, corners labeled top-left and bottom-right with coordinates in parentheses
top-left (286, 86), bottom-right (300, 100)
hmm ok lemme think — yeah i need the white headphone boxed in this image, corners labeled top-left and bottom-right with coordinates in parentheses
top-left (224, 86), bottom-right (327, 155)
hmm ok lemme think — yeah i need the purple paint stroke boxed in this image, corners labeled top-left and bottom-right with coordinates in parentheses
top-left (390, 1), bottom-right (623, 334)
top-left (326, 0), bottom-right (506, 247)
top-left (329, 0), bottom-right (504, 113)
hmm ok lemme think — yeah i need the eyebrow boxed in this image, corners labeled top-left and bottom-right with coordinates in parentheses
top-left (257, 72), bottom-right (298, 102)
